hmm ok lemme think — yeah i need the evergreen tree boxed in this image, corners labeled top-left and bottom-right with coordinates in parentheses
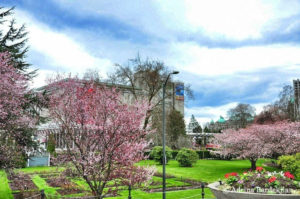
top-left (188, 115), bottom-right (202, 133)
top-left (203, 126), bottom-right (209, 133)
top-left (0, 7), bottom-right (35, 77)
top-left (166, 109), bottom-right (186, 149)
top-left (0, 7), bottom-right (45, 156)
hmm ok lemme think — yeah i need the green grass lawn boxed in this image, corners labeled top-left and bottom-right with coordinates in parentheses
top-left (0, 170), bottom-right (13, 199)
top-left (138, 159), bottom-right (279, 183)
top-left (0, 159), bottom-right (280, 199)
top-left (106, 188), bottom-right (215, 199)
top-left (17, 166), bottom-right (64, 173)
top-left (31, 175), bottom-right (60, 196)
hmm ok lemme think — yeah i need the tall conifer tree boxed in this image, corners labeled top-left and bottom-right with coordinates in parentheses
top-left (188, 115), bottom-right (202, 133)
top-left (0, 7), bottom-right (36, 78)
top-left (0, 7), bottom-right (44, 155)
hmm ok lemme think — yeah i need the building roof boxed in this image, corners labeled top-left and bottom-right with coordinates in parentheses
top-left (217, 116), bottom-right (226, 123)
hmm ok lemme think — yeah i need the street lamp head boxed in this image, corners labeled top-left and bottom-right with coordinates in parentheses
top-left (172, 71), bottom-right (179, 75)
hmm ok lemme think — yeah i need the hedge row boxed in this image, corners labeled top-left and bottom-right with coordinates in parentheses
top-left (196, 150), bottom-right (211, 159)
top-left (145, 149), bottom-right (212, 160)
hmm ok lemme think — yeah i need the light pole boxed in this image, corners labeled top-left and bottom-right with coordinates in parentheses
top-left (162, 71), bottom-right (179, 199)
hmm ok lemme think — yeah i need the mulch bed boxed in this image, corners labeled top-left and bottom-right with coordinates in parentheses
top-left (144, 185), bottom-right (203, 192)
top-left (13, 191), bottom-right (40, 199)
top-left (153, 172), bottom-right (176, 179)
top-left (8, 169), bottom-right (207, 197)
top-left (150, 181), bottom-right (161, 186)
top-left (46, 177), bottom-right (77, 188)
top-left (263, 162), bottom-right (281, 168)
top-left (8, 171), bottom-right (38, 191)
top-left (144, 176), bottom-right (206, 192)
top-left (182, 179), bottom-right (207, 186)
top-left (39, 173), bottom-right (59, 179)
top-left (57, 188), bottom-right (85, 196)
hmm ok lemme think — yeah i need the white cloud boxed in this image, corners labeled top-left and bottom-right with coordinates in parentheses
top-left (52, 0), bottom-right (300, 41)
top-left (16, 1), bottom-right (300, 82)
top-left (169, 43), bottom-right (300, 76)
top-left (184, 0), bottom-right (272, 40)
top-left (29, 69), bottom-right (56, 88)
top-left (14, 9), bottom-right (113, 88)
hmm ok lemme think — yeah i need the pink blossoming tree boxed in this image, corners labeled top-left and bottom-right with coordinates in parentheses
top-left (215, 122), bottom-right (300, 170)
top-left (0, 52), bottom-right (36, 168)
top-left (47, 76), bottom-right (155, 198)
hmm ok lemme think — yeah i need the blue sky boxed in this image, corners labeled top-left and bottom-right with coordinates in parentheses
top-left (2, 0), bottom-right (300, 124)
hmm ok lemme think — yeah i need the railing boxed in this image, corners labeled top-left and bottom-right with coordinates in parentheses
top-left (23, 184), bottom-right (211, 199)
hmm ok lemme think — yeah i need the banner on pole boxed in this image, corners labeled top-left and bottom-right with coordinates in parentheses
top-left (175, 84), bottom-right (184, 101)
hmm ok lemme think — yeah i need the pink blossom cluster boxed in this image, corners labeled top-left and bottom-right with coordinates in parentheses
top-left (0, 52), bottom-right (35, 131)
top-left (0, 52), bottom-right (36, 167)
top-left (215, 122), bottom-right (300, 168)
top-left (47, 76), bottom-right (153, 196)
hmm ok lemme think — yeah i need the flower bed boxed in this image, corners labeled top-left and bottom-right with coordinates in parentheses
top-left (208, 167), bottom-right (300, 198)
top-left (220, 167), bottom-right (300, 194)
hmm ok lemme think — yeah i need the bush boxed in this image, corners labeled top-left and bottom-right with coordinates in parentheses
top-left (144, 151), bottom-right (152, 159)
top-left (47, 134), bottom-right (56, 155)
top-left (210, 151), bottom-right (233, 160)
top-left (295, 153), bottom-right (300, 161)
top-left (176, 148), bottom-right (198, 167)
top-left (150, 146), bottom-right (172, 164)
top-left (196, 150), bottom-right (211, 159)
top-left (171, 150), bottom-right (178, 159)
top-left (277, 153), bottom-right (300, 178)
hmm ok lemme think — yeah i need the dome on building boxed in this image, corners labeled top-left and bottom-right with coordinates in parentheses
top-left (217, 116), bottom-right (226, 123)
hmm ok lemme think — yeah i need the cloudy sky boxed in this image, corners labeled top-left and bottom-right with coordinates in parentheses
top-left (2, 0), bottom-right (300, 124)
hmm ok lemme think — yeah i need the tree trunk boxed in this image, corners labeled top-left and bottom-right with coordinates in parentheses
top-left (143, 115), bottom-right (150, 130)
top-left (250, 159), bottom-right (256, 170)
top-left (143, 110), bottom-right (151, 129)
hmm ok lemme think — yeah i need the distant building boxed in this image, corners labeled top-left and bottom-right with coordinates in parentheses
top-left (293, 79), bottom-right (300, 119)
top-left (186, 115), bottom-right (253, 149)
top-left (206, 115), bottom-right (253, 133)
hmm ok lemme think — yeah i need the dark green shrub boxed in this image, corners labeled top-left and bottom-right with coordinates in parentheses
top-left (150, 146), bottom-right (172, 164)
top-left (176, 148), bottom-right (198, 167)
top-left (278, 153), bottom-right (300, 178)
top-left (47, 134), bottom-right (56, 155)
top-left (196, 150), bottom-right (211, 159)
top-left (144, 151), bottom-right (152, 159)
top-left (171, 150), bottom-right (178, 159)
top-left (13, 153), bottom-right (27, 168)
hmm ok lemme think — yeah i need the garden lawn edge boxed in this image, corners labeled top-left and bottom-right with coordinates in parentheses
top-left (32, 174), bottom-right (60, 197)
top-left (0, 170), bottom-right (13, 199)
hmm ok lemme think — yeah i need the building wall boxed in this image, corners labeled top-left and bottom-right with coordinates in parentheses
top-left (117, 81), bottom-right (184, 115)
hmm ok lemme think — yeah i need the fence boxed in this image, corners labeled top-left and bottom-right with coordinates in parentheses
top-left (27, 152), bottom-right (50, 167)
top-left (23, 184), bottom-right (214, 199)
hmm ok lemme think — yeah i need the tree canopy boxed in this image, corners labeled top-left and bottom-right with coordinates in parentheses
top-left (0, 7), bottom-right (34, 77)
top-left (0, 52), bottom-right (37, 168)
top-left (167, 109), bottom-right (186, 149)
top-left (47, 76), bottom-right (155, 197)
top-left (255, 85), bottom-right (295, 124)
top-left (109, 55), bottom-right (193, 129)
top-left (188, 115), bottom-right (202, 133)
top-left (227, 103), bottom-right (255, 127)
top-left (215, 122), bottom-right (300, 170)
